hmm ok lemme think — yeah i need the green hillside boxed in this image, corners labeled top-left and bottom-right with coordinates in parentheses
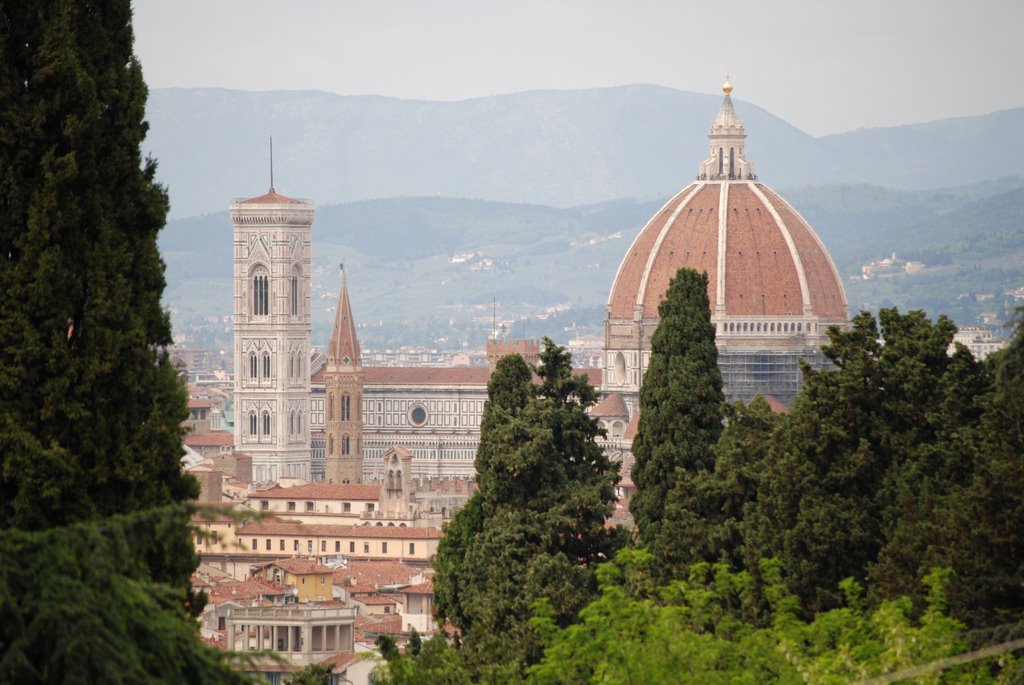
top-left (161, 181), bottom-right (1024, 349)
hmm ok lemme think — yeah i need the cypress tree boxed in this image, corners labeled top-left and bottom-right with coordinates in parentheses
top-left (629, 268), bottom-right (725, 579)
top-left (0, 3), bottom-right (240, 682)
top-left (0, 0), bottom-right (196, 537)
top-left (433, 341), bottom-right (623, 673)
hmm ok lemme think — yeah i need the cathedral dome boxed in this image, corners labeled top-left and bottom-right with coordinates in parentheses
top-left (602, 80), bottom-right (849, 406)
top-left (608, 181), bottom-right (847, 321)
top-left (607, 82), bottom-right (847, 327)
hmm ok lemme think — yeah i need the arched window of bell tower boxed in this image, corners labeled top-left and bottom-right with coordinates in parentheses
top-left (250, 267), bottom-right (269, 316)
top-left (328, 394), bottom-right (334, 421)
top-left (341, 394), bottom-right (350, 421)
top-left (342, 435), bottom-right (350, 455)
top-left (290, 264), bottom-right (301, 315)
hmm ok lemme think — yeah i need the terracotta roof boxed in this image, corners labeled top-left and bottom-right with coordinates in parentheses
top-left (326, 272), bottom-right (362, 368)
top-left (403, 581), bottom-right (434, 595)
top-left (578, 368), bottom-right (602, 386)
top-left (203, 635), bottom-right (228, 651)
top-left (761, 395), bottom-right (791, 414)
top-left (238, 188), bottom-right (306, 205)
top-left (607, 181), bottom-right (847, 321)
top-left (191, 509), bottom-right (237, 524)
top-left (354, 594), bottom-right (402, 606)
top-left (591, 392), bottom-right (628, 417)
top-left (320, 652), bottom-right (365, 671)
top-left (188, 398), bottom-right (213, 409)
top-left (185, 431), bottom-right (234, 447)
top-left (204, 579), bottom-right (287, 605)
top-left (255, 483), bottom-right (380, 501)
top-left (363, 367), bottom-right (491, 385)
top-left (334, 561), bottom-right (421, 592)
top-left (254, 557), bottom-right (333, 575)
top-left (239, 521), bottom-right (443, 539)
top-left (354, 613), bottom-right (403, 637)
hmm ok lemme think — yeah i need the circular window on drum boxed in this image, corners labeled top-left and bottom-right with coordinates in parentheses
top-left (613, 352), bottom-right (627, 386)
top-left (408, 403), bottom-right (428, 427)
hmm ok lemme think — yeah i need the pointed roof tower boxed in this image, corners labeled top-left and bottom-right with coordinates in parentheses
top-left (327, 265), bottom-right (361, 369)
top-left (698, 77), bottom-right (755, 181)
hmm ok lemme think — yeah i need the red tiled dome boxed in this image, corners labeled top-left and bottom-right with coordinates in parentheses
top-left (608, 180), bottom-right (847, 320)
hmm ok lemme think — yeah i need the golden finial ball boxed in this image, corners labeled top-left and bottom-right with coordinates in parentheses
top-left (722, 78), bottom-right (733, 95)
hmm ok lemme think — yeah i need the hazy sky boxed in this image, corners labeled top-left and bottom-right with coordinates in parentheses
top-left (133, 0), bottom-right (1022, 137)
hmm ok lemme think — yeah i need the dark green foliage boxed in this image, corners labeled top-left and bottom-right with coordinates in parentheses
top-left (373, 634), bottom-right (477, 685)
top-left (433, 493), bottom-right (484, 632)
top-left (0, 0), bottom-right (197, 535)
top-left (629, 268), bottom-right (725, 580)
top-left (0, 1), bottom-right (238, 681)
top-left (742, 308), bottom-right (1024, 624)
top-left (431, 341), bottom-right (623, 673)
top-left (691, 397), bottom-right (780, 571)
top-left (285, 663), bottom-right (332, 685)
top-left (0, 509), bottom-right (248, 685)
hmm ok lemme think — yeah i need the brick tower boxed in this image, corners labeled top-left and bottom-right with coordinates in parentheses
top-left (323, 267), bottom-right (364, 484)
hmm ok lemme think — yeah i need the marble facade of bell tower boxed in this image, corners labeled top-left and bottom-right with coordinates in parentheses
top-left (231, 186), bottom-right (314, 482)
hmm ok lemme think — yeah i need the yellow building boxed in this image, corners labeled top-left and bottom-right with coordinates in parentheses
top-left (238, 520), bottom-right (441, 563)
top-left (251, 557), bottom-right (334, 602)
top-left (248, 482), bottom-right (380, 517)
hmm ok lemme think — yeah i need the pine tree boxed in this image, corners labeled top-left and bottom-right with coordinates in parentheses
top-left (629, 268), bottom-right (725, 579)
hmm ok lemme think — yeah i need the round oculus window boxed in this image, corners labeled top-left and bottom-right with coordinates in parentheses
top-left (341, 355), bottom-right (351, 364)
top-left (408, 404), bottom-right (428, 427)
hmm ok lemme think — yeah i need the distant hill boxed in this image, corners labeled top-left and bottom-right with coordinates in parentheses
top-left (144, 86), bottom-right (1024, 220)
top-left (162, 179), bottom-right (1024, 349)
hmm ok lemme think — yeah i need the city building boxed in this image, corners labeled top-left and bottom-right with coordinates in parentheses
top-left (322, 267), bottom-right (365, 484)
top-left (600, 79), bottom-right (849, 411)
top-left (231, 186), bottom-right (315, 482)
top-left (951, 326), bottom-right (1008, 360)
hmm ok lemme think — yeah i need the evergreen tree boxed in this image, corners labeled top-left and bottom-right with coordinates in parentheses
top-left (743, 308), bottom-right (1024, 624)
top-left (0, 2), bottom-right (238, 681)
top-left (629, 268), bottom-right (725, 580)
top-left (0, 0), bottom-right (197, 538)
top-left (432, 341), bottom-right (623, 673)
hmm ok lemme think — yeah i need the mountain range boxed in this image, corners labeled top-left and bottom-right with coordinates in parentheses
top-left (145, 85), bottom-right (1024, 220)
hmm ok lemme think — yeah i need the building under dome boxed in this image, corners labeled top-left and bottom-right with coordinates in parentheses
top-left (601, 79), bottom-right (849, 411)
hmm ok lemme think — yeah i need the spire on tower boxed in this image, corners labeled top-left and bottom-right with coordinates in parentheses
top-left (269, 135), bottom-right (275, 193)
top-left (327, 265), bottom-right (361, 368)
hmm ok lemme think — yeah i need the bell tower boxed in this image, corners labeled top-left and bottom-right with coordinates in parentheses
top-left (324, 266), bottom-right (364, 484)
top-left (231, 185), bottom-right (314, 483)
